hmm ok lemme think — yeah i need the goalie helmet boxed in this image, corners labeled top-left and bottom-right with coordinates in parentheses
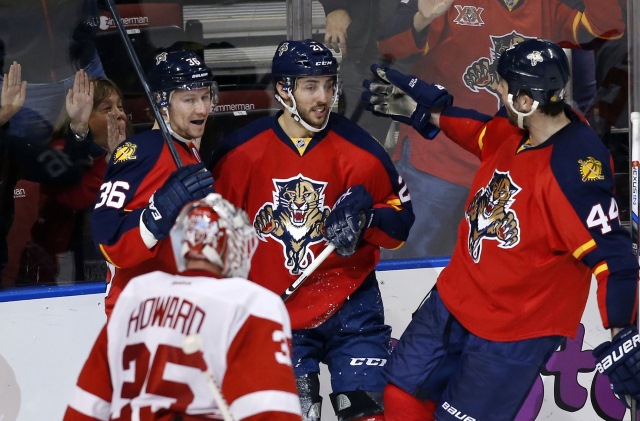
top-left (170, 193), bottom-right (257, 279)
top-left (497, 39), bottom-right (569, 106)
top-left (147, 50), bottom-right (219, 108)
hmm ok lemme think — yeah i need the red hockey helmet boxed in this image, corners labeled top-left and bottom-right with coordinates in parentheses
top-left (170, 193), bottom-right (257, 278)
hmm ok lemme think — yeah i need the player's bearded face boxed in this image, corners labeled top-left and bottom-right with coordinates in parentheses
top-left (293, 76), bottom-right (335, 129)
top-left (167, 88), bottom-right (212, 140)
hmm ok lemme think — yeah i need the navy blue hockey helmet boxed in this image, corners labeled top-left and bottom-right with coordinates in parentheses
top-left (497, 39), bottom-right (569, 106)
top-left (271, 39), bottom-right (339, 90)
top-left (147, 50), bottom-right (218, 108)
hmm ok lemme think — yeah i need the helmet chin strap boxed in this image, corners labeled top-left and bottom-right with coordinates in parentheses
top-left (275, 87), bottom-right (338, 133)
top-left (507, 94), bottom-right (539, 129)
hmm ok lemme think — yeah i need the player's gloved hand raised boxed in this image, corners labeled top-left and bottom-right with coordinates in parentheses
top-left (593, 326), bottom-right (640, 407)
top-left (324, 185), bottom-right (373, 257)
top-left (362, 64), bottom-right (453, 139)
top-left (142, 163), bottom-right (214, 240)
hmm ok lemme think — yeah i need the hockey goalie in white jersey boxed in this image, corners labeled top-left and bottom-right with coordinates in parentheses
top-left (65, 193), bottom-right (302, 421)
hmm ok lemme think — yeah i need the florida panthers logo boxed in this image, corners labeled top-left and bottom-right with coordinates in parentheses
top-left (462, 31), bottom-right (532, 108)
top-left (466, 171), bottom-right (521, 262)
top-left (254, 175), bottom-right (331, 275)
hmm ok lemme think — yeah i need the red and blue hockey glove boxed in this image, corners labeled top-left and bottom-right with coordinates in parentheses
top-left (362, 64), bottom-right (453, 139)
top-left (593, 326), bottom-right (640, 407)
top-left (324, 185), bottom-right (373, 257)
top-left (142, 163), bottom-right (214, 240)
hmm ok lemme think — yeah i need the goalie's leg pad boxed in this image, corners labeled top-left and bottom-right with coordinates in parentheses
top-left (297, 373), bottom-right (322, 421)
top-left (329, 390), bottom-right (384, 421)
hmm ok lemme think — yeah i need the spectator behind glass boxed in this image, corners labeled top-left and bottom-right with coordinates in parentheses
top-left (0, 64), bottom-right (101, 286)
top-left (377, 0), bottom-right (626, 259)
top-left (0, 0), bottom-right (105, 286)
top-left (18, 76), bottom-right (129, 285)
top-left (319, 0), bottom-right (399, 146)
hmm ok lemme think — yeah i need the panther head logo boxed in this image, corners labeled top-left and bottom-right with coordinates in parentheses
top-left (254, 175), bottom-right (331, 275)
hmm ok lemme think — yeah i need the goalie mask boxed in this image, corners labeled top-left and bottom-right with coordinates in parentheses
top-left (148, 50), bottom-right (219, 110)
top-left (271, 39), bottom-right (340, 132)
top-left (497, 39), bottom-right (569, 128)
top-left (170, 193), bottom-right (257, 279)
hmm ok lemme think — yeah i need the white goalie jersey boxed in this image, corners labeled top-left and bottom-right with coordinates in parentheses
top-left (65, 270), bottom-right (302, 421)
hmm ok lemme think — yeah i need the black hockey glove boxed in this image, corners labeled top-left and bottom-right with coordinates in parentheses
top-left (593, 326), bottom-right (640, 407)
top-left (362, 64), bottom-right (453, 139)
top-left (324, 185), bottom-right (373, 257)
top-left (142, 163), bottom-right (214, 240)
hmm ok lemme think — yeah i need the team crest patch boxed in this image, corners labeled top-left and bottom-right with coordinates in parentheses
top-left (254, 174), bottom-right (331, 275)
top-left (113, 142), bottom-right (137, 164)
top-left (155, 52), bottom-right (167, 64)
top-left (278, 42), bottom-right (289, 56)
top-left (466, 171), bottom-right (521, 262)
top-left (579, 157), bottom-right (605, 181)
top-left (453, 5), bottom-right (484, 26)
top-left (527, 51), bottom-right (544, 66)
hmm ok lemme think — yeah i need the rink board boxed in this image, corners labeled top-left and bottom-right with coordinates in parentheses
top-left (0, 260), bottom-right (635, 421)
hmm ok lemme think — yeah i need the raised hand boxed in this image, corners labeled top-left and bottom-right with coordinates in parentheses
top-left (362, 64), bottom-right (452, 139)
top-left (66, 69), bottom-right (94, 137)
top-left (106, 110), bottom-right (127, 155)
top-left (324, 9), bottom-right (351, 57)
top-left (0, 61), bottom-right (27, 125)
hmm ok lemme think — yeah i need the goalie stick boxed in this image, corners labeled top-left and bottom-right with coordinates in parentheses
top-left (182, 334), bottom-right (235, 421)
top-left (103, 0), bottom-right (184, 168)
top-left (281, 243), bottom-right (336, 301)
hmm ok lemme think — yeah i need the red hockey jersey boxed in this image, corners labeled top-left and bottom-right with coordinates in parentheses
top-left (435, 106), bottom-right (638, 341)
top-left (64, 269), bottom-right (302, 421)
top-left (91, 130), bottom-right (205, 315)
top-left (211, 112), bottom-right (414, 329)
top-left (378, 0), bottom-right (624, 188)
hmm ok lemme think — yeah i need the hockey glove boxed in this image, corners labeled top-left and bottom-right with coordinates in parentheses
top-left (142, 163), bottom-right (214, 240)
top-left (593, 326), bottom-right (640, 406)
top-left (324, 185), bottom-right (373, 257)
top-left (362, 64), bottom-right (453, 139)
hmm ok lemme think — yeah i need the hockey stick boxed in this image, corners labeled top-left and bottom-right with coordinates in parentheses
top-left (182, 334), bottom-right (235, 421)
top-left (631, 111), bottom-right (640, 421)
top-left (281, 243), bottom-right (336, 301)
top-left (103, 0), bottom-right (183, 168)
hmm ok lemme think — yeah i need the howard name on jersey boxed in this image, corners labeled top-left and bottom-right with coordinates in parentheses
top-left (64, 270), bottom-right (302, 420)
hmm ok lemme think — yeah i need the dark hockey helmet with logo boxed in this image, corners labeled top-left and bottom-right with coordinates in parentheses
top-left (497, 39), bottom-right (569, 106)
top-left (147, 50), bottom-right (219, 108)
top-left (271, 39), bottom-right (339, 91)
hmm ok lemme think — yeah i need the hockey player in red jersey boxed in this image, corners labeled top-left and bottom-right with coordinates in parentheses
top-left (65, 193), bottom-right (302, 421)
top-left (363, 39), bottom-right (640, 420)
top-left (210, 40), bottom-right (414, 421)
top-left (91, 50), bottom-right (215, 315)
top-left (377, 0), bottom-right (626, 259)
